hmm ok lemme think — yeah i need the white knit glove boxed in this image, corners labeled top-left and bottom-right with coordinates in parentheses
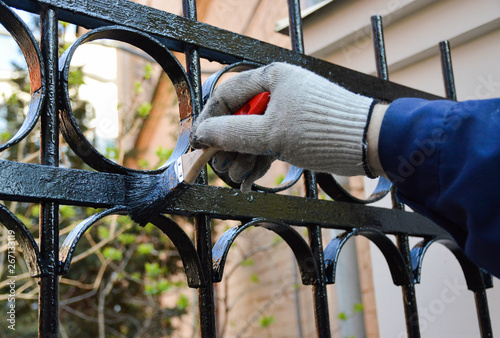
top-left (190, 62), bottom-right (377, 191)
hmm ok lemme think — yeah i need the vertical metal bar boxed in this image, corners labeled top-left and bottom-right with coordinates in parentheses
top-left (474, 289), bottom-right (493, 338)
top-left (371, 16), bottom-right (405, 211)
top-left (39, 6), bottom-right (59, 338)
top-left (182, 1), bottom-right (216, 337)
top-left (287, 0), bottom-right (304, 54)
top-left (371, 15), bottom-right (420, 338)
top-left (395, 236), bottom-right (420, 338)
top-left (440, 40), bottom-right (493, 338)
top-left (371, 16), bottom-right (388, 80)
top-left (288, 1), bottom-right (331, 337)
top-left (439, 41), bottom-right (457, 101)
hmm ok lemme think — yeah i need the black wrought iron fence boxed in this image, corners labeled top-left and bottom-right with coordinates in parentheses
top-left (0, 0), bottom-right (494, 337)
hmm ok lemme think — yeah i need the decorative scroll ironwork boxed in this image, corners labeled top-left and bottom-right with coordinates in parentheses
top-left (212, 219), bottom-right (318, 284)
top-left (0, 1), bottom-right (44, 152)
top-left (0, 1), bottom-right (494, 337)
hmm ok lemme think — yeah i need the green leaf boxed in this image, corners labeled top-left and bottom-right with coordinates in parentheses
top-left (155, 146), bottom-right (173, 163)
top-left (240, 258), bottom-right (254, 267)
top-left (337, 312), bottom-right (349, 321)
top-left (144, 283), bottom-right (158, 295)
top-left (137, 102), bottom-right (152, 118)
top-left (0, 131), bottom-right (12, 142)
top-left (259, 315), bottom-right (275, 328)
top-left (177, 294), bottom-right (189, 310)
top-left (103, 247), bottom-right (123, 261)
top-left (274, 174), bottom-right (285, 186)
top-left (15, 213), bottom-right (32, 227)
top-left (144, 279), bottom-right (171, 296)
top-left (272, 236), bottom-right (283, 245)
top-left (59, 42), bottom-right (72, 54)
top-left (30, 205), bottom-right (39, 218)
top-left (134, 81), bottom-right (143, 94)
top-left (250, 274), bottom-right (259, 283)
top-left (156, 279), bottom-right (171, 293)
top-left (105, 146), bottom-right (119, 160)
top-left (68, 68), bottom-right (85, 87)
top-left (60, 205), bottom-right (76, 218)
top-left (353, 303), bottom-right (364, 313)
top-left (144, 62), bottom-right (153, 80)
top-left (137, 243), bottom-right (154, 255)
top-left (97, 226), bottom-right (110, 240)
top-left (138, 158), bottom-right (149, 169)
top-left (118, 233), bottom-right (136, 245)
top-left (145, 262), bottom-right (162, 277)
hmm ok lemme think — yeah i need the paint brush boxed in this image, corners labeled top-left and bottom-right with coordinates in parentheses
top-left (126, 92), bottom-right (270, 226)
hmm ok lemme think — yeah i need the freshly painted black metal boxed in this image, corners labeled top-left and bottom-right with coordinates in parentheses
top-left (0, 204), bottom-right (44, 276)
top-left (371, 15), bottom-right (421, 338)
top-left (0, 2), bottom-right (45, 152)
top-left (0, 161), bottom-right (449, 236)
top-left (150, 214), bottom-right (205, 288)
top-left (410, 238), bottom-right (490, 290)
top-left (39, 6), bottom-right (60, 338)
top-left (475, 290), bottom-right (494, 338)
top-left (0, 159), bottom-right (125, 207)
top-left (6, 0), bottom-right (444, 102)
top-left (324, 228), bottom-right (409, 285)
top-left (59, 207), bottom-right (128, 274)
top-left (58, 25), bottom-right (194, 224)
top-left (59, 210), bottom-right (206, 288)
top-left (439, 40), bottom-right (457, 101)
top-left (317, 170), bottom-right (392, 204)
top-left (397, 235), bottom-right (421, 338)
top-left (0, 1), bottom-right (493, 337)
top-left (371, 15), bottom-right (389, 80)
top-left (58, 25), bottom-right (193, 175)
top-left (182, 1), bottom-right (217, 336)
top-left (212, 219), bottom-right (319, 284)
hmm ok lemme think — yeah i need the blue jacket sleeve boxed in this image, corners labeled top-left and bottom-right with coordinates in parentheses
top-left (378, 98), bottom-right (500, 277)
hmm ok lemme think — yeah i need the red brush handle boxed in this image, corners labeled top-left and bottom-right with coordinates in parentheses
top-left (234, 92), bottom-right (270, 115)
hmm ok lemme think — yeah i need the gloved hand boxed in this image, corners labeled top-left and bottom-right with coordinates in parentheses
top-left (190, 62), bottom-right (377, 191)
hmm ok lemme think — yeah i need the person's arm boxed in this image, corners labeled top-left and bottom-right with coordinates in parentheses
top-left (374, 98), bottom-right (500, 277)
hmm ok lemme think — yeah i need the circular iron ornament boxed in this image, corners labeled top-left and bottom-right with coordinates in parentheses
top-left (58, 26), bottom-right (193, 175)
top-left (0, 2), bottom-right (45, 152)
top-left (317, 173), bottom-right (392, 204)
top-left (59, 207), bottom-right (204, 287)
top-left (212, 218), bottom-right (318, 285)
top-left (0, 203), bottom-right (43, 277)
top-left (201, 62), bottom-right (304, 192)
top-left (410, 237), bottom-right (492, 291)
top-left (323, 228), bottom-right (409, 285)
